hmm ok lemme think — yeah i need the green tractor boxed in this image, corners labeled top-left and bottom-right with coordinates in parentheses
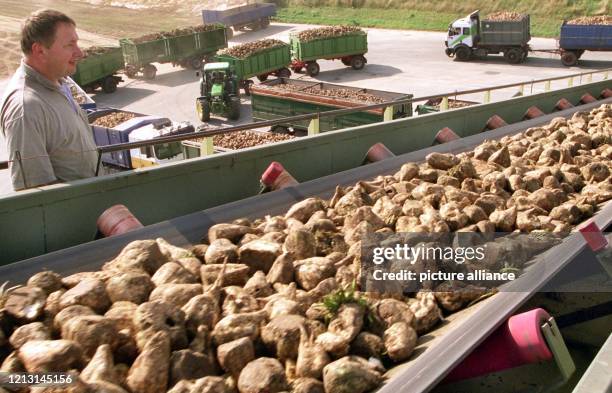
top-left (196, 62), bottom-right (241, 122)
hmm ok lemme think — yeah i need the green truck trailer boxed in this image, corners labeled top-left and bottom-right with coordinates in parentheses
top-left (120, 25), bottom-right (228, 79)
top-left (250, 78), bottom-right (412, 133)
top-left (215, 43), bottom-right (292, 95)
top-left (290, 30), bottom-right (368, 76)
top-left (71, 46), bottom-right (124, 93)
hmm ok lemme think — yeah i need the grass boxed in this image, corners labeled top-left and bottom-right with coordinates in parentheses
top-left (274, 1), bottom-right (611, 38)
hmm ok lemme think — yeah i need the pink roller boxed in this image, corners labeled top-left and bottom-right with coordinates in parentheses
top-left (434, 127), bottom-right (460, 145)
top-left (444, 308), bottom-right (553, 383)
top-left (260, 162), bottom-right (298, 191)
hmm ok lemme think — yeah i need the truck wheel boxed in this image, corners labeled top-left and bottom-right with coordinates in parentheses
top-left (190, 57), bottom-right (203, 70)
top-left (455, 46), bottom-right (471, 61)
top-left (350, 55), bottom-right (366, 70)
top-left (504, 48), bottom-right (523, 64)
top-left (143, 64), bottom-right (157, 80)
top-left (102, 76), bottom-right (118, 94)
top-left (260, 18), bottom-right (270, 29)
top-left (277, 68), bottom-right (291, 79)
top-left (228, 97), bottom-right (240, 120)
top-left (196, 99), bottom-right (211, 122)
top-left (306, 62), bottom-right (320, 77)
top-left (561, 51), bottom-right (578, 66)
top-left (257, 74), bottom-right (269, 82)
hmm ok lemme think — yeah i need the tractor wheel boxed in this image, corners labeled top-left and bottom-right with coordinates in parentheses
top-left (196, 99), bottom-right (211, 122)
top-left (350, 55), bottom-right (366, 70)
top-left (228, 97), bottom-right (240, 120)
top-left (190, 57), bottom-right (203, 70)
top-left (306, 62), bottom-right (320, 77)
top-left (143, 64), bottom-right (157, 80)
top-left (257, 74), bottom-right (269, 82)
top-left (277, 67), bottom-right (291, 79)
top-left (561, 51), bottom-right (578, 67)
top-left (101, 76), bottom-right (118, 94)
top-left (504, 48), bottom-right (523, 64)
top-left (455, 46), bottom-right (471, 61)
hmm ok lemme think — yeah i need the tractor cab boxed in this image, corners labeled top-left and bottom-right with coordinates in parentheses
top-left (196, 62), bottom-right (241, 122)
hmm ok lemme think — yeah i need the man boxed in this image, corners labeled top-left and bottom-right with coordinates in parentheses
top-left (0, 9), bottom-right (98, 191)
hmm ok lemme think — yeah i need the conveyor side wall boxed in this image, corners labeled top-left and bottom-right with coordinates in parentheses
top-left (0, 80), bottom-right (609, 264)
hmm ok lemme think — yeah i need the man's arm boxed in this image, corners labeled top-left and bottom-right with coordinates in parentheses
top-left (3, 111), bottom-right (57, 191)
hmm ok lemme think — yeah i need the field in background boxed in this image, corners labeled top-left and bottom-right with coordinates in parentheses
top-left (274, 0), bottom-right (610, 38)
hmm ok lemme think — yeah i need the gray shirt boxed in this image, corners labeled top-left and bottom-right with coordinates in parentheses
top-left (0, 62), bottom-right (98, 190)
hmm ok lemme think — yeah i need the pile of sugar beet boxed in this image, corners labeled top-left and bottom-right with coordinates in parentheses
top-left (0, 104), bottom-right (611, 393)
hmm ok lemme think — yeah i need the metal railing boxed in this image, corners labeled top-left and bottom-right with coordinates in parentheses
top-left (1, 67), bottom-right (611, 173)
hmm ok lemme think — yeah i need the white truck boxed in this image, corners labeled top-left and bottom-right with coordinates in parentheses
top-left (445, 10), bottom-right (531, 64)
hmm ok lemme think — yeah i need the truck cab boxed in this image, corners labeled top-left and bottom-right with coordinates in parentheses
top-left (446, 11), bottom-right (479, 59)
top-left (128, 121), bottom-right (194, 168)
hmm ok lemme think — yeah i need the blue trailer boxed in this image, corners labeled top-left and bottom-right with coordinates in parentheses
top-left (202, 3), bottom-right (276, 38)
top-left (558, 22), bottom-right (612, 66)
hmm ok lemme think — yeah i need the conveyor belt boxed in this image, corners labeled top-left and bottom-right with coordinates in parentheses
top-left (1, 98), bottom-right (611, 393)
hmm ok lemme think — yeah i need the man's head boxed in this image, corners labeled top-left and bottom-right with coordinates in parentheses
top-left (21, 9), bottom-right (82, 82)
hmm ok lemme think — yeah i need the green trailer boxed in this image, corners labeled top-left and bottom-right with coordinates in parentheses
top-left (250, 78), bottom-right (412, 133)
top-left (215, 43), bottom-right (292, 95)
top-left (290, 31), bottom-right (368, 76)
top-left (71, 46), bottom-right (124, 93)
top-left (120, 25), bottom-right (228, 79)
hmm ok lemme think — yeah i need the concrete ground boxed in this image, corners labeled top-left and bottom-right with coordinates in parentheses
top-left (1, 22), bottom-right (611, 195)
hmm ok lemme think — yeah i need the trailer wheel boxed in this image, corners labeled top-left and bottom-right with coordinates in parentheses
top-left (277, 68), bottom-right (291, 79)
top-left (341, 57), bottom-right (351, 66)
top-left (125, 66), bottom-right (137, 78)
top-left (350, 55), bottom-right (366, 70)
top-left (102, 76), bottom-right (118, 94)
top-left (190, 57), bottom-right (203, 70)
top-left (143, 64), bottom-right (157, 80)
top-left (196, 98), bottom-right (210, 122)
top-left (561, 51), bottom-right (578, 67)
top-left (228, 97), bottom-right (240, 120)
top-left (243, 80), bottom-right (253, 96)
top-left (260, 18), bottom-right (270, 29)
top-left (306, 62), bottom-right (320, 77)
top-left (504, 48), bottom-right (523, 64)
top-left (454, 46), bottom-right (471, 61)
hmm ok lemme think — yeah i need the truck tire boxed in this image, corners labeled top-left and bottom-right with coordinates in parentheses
top-left (455, 46), bottom-right (471, 61)
top-left (102, 76), bottom-right (118, 94)
top-left (277, 68), bottom-right (291, 79)
top-left (306, 62), bottom-right (320, 77)
top-left (350, 55), bottom-right (366, 70)
top-left (561, 51), bottom-right (578, 66)
top-left (228, 97), bottom-right (240, 120)
top-left (190, 57), bottom-right (203, 70)
top-left (504, 48), bottom-right (523, 64)
top-left (196, 98), bottom-right (211, 122)
top-left (143, 64), bottom-right (157, 80)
